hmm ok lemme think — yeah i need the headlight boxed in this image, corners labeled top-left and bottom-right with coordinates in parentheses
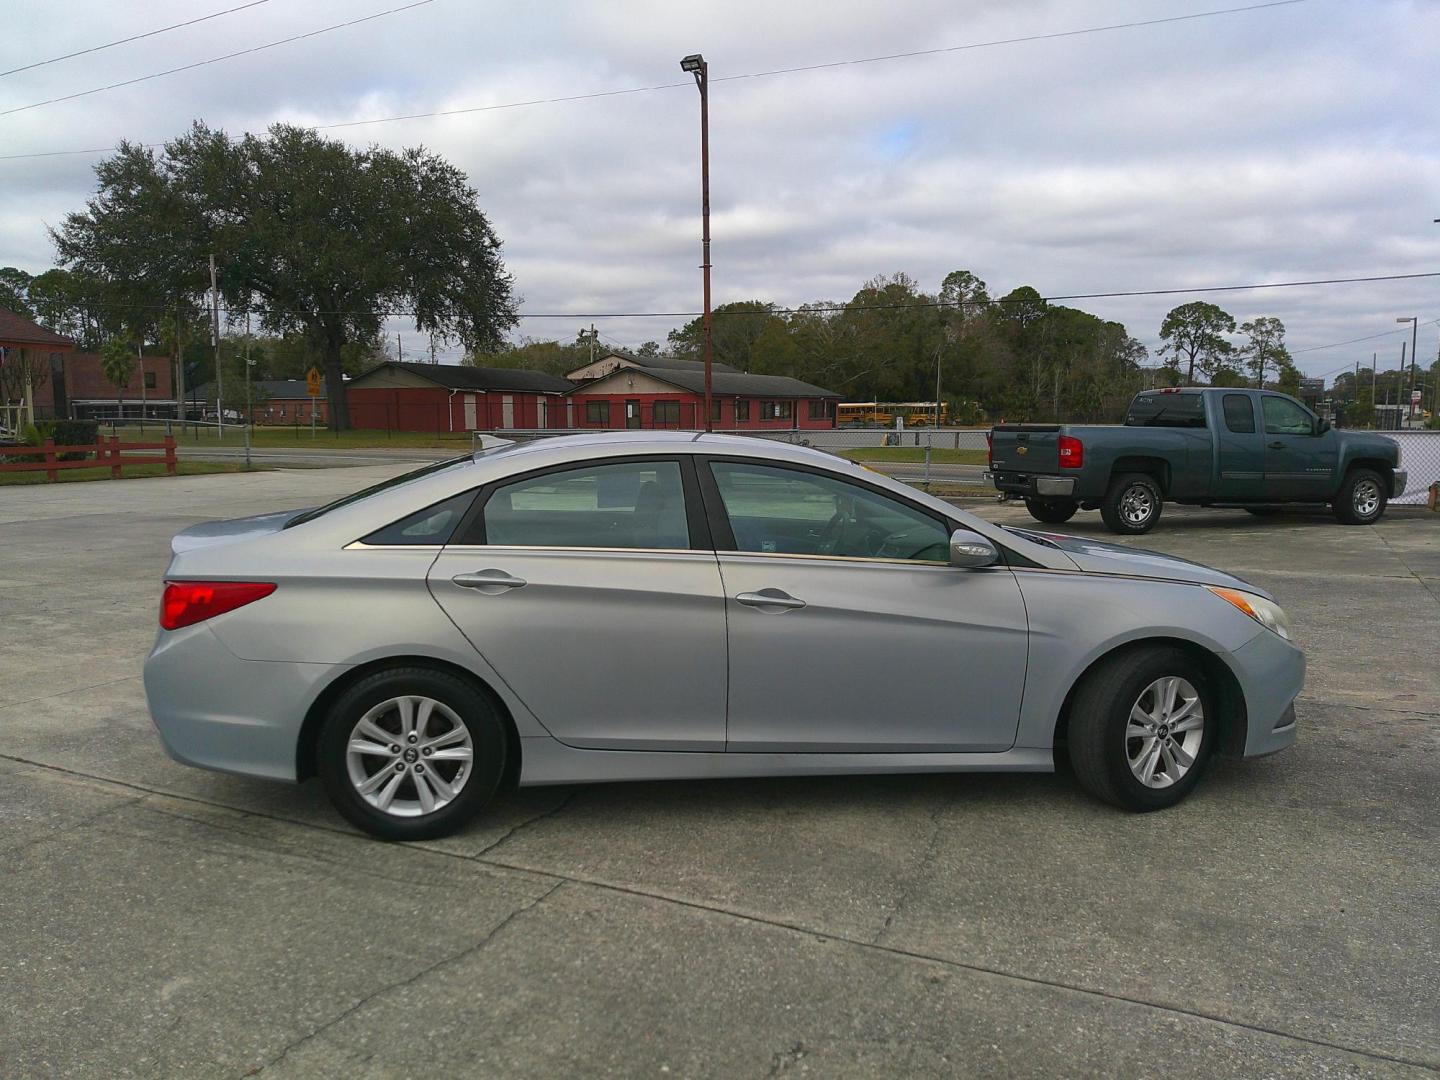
top-left (1206, 586), bottom-right (1292, 640)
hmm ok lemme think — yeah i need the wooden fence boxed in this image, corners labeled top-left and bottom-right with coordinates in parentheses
top-left (0, 436), bottom-right (177, 482)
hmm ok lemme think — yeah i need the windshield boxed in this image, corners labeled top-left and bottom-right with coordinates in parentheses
top-left (284, 454), bottom-right (474, 528)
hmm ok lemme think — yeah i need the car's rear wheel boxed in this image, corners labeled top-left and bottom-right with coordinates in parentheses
top-left (1100, 473), bottom-right (1163, 534)
top-left (318, 667), bottom-right (506, 841)
top-left (1024, 497), bottom-right (1078, 524)
top-left (1068, 646), bottom-right (1215, 811)
top-left (1332, 467), bottom-right (1387, 526)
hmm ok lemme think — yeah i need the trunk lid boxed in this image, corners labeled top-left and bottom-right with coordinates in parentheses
top-left (170, 509), bottom-right (310, 555)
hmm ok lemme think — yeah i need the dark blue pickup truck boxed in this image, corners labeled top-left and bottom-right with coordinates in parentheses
top-left (988, 387), bottom-right (1407, 534)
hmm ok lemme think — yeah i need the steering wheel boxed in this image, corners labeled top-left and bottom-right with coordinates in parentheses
top-left (815, 511), bottom-right (848, 555)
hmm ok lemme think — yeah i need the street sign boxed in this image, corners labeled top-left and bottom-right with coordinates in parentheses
top-left (1412, 390), bottom-right (1423, 404)
top-left (306, 367), bottom-right (322, 396)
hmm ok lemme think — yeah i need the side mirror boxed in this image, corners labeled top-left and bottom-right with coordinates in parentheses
top-left (1315, 417), bottom-right (1331, 435)
top-left (949, 528), bottom-right (1000, 568)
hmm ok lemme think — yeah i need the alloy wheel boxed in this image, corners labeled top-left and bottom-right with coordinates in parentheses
top-left (1352, 478), bottom-right (1381, 518)
top-left (1121, 484), bottom-right (1155, 526)
top-left (344, 695), bottom-right (474, 817)
top-left (1125, 676), bottom-right (1204, 789)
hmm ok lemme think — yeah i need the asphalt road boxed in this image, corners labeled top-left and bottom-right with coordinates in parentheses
top-left (2, 467), bottom-right (1437, 1078)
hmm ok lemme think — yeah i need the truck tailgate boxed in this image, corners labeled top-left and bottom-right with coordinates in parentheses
top-left (990, 425), bottom-right (1062, 473)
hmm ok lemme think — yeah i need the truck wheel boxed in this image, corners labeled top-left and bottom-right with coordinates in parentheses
top-left (1332, 467), bottom-right (1387, 526)
top-left (1024, 497), bottom-right (1078, 524)
top-left (1068, 645), bottom-right (1215, 811)
top-left (1100, 473), bottom-right (1163, 534)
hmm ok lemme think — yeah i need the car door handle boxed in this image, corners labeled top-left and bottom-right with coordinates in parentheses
top-left (452, 569), bottom-right (527, 592)
top-left (735, 589), bottom-right (806, 611)
top-left (1267, 441), bottom-right (1286, 449)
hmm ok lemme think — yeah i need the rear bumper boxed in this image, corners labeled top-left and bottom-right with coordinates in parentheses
top-left (144, 623), bottom-right (342, 782)
top-left (988, 470), bottom-right (1080, 499)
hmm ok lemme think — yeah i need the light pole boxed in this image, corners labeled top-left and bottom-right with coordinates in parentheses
top-left (1396, 317), bottom-right (1418, 427)
top-left (680, 52), bottom-right (713, 432)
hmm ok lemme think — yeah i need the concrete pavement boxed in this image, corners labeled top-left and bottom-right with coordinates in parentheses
top-left (1, 466), bottom-right (1437, 1077)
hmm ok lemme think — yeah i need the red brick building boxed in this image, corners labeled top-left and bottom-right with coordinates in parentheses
top-left (565, 354), bottom-right (839, 430)
top-left (54, 352), bottom-right (176, 420)
top-left (1, 307), bottom-right (74, 427)
top-left (345, 361), bottom-right (573, 432)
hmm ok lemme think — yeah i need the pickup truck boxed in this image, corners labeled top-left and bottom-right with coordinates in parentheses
top-left (987, 387), bottom-right (1407, 534)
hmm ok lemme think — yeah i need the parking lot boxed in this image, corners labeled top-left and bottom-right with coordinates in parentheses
top-left (1, 466), bottom-right (1437, 1078)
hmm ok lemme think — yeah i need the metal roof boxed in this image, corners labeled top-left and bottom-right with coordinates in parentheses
top-left (569, 366), bottom-right (839, 399)
top-left (351, 361), bottom-right (573, 394)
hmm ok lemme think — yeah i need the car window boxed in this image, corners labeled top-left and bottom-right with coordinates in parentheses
top-left (1222, 394), bottom-right (1256, 433)
top-left (709, 461), bottom-right (950, 563)
top-left (476, 459), bottom-right (691, 549)
top-left (285, 454), bottom-right (474, 528)
top-left (1261, 396), bottom-right (1313, 435)
top-left (1125, 392), bottom-right (1207, 428)
top-left (362, 491), bottom-right (476, 546)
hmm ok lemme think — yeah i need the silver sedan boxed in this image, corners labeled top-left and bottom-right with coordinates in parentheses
top-left (144, 432), bottom-right (1302, 840)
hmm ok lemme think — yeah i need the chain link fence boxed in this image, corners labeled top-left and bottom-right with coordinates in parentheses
top-left (1388, 431), bottom-right (1440, 506)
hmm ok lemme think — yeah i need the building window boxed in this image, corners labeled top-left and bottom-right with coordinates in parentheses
top-left (735, 400), bottom-right (750, 422)
top-left (765, 401), bottom-right (793, 420)
top-left (585, 400), bottom-right (609, 425)
top-left (144, 371), bottom-right (157, 389)
top-left (654, 401), bottom-right (681, 425)
top-left (808, 399), bottom-right (828, 420)
top-left (711, 399), bottom-right (723, 423)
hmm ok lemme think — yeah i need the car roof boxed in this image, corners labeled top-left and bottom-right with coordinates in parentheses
top-left (481, 430), bottom-right (843, 467)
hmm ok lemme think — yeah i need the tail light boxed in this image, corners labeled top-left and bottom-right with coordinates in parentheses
top-left (161, 580), bottom-right (276, 631)
top-left (986, 431), bottom-right (994, 469)
top-left (1058, 435), bottom-right (1084, 469)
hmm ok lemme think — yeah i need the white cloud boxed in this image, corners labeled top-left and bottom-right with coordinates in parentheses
top-left (0, 0), bottom-right (1436, 371)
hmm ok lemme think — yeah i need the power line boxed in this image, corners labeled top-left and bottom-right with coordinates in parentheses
top-left (0, 0), bottom-right (1307, 154)
top-left (62, 269), bottom-right (1440, 321)
top-left (0, 1), bottom-right (276, 79)
top-left (0, 0), bottom-right (437, 118)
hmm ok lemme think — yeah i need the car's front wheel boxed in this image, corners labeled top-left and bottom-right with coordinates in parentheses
top-left (1332, 467), bottom-right (1388, 526)
top-left (1024, 497), bottom-right (1078, 524)
top-left (1068, 646), bottom-right (1215, 811)
top-left (318, 667), bottom-right (507, 841)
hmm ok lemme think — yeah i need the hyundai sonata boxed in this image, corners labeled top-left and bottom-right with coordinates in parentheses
top-left (145, 432), bottom-right (1301, 840)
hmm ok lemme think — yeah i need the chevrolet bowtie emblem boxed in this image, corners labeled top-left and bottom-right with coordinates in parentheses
top-left (1016, 446), bottom-right (1028, 455)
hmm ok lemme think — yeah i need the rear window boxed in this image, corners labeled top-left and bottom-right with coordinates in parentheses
top-left (285, 454), bottom-right (474, 528)
top-left (1125, 392), bottom-right (1207, 428)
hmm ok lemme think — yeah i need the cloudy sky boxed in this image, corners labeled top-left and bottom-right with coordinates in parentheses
top-left (2, 0), bottom-right (1437, 380)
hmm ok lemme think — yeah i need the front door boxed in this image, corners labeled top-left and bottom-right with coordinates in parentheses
top-left (1260, 394), bottom-right (1337, 499)
top-left (625, 400), bottom-right (642, 429)
top-left (701, 459), bottom-right (1029, 753)
top-left (428, 457), bottom-right (727, 750)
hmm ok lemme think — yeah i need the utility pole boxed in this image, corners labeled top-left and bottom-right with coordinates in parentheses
top-left (210, 254), bottom-right (223, 436)
top-left (243, 310), bottom-right (253, 470)
top-left (396, 333), bottom-right (403, 362)
top-left (138, 339), bottom-right (147, 429)
top-left (680, 53), bottom-right (713, 432)
top-left (1400, 341), bottom-right (1407, 430)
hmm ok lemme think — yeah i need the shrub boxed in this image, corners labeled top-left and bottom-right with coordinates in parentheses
top-left (36, 419), bottom-right (99, 461)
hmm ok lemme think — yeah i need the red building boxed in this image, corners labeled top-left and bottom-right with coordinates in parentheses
top-left (566, 358), bottom-right (838, 431)
top-left (344, 361), bottom-right (573, 432)
top-left (1, 307), bottom-right (74, 428)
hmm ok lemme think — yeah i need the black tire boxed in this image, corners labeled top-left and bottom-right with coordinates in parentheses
top-left (317, 667), bottom-right (507, 841)
top-left (1332, 467), bottom-right (1388, 526)
top-left (1100, 472), bottom-right (1164, 534)
top-left (1067, 646), bottom-right (1216, 812)
top-left (1024, 497), bottom-right (1078, 524)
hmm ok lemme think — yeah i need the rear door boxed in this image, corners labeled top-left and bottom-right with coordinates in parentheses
top-left (1260, 395), bottom-right (1337, 499)
top-left (1214, 392), bottom-right (1265, 499)
top-left (702, 458), bottom-right (1029, 753)
top-left (427, 456), bottom-right (728, 750)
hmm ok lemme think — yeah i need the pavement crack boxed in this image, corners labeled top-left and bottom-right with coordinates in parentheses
top-left (3, 794), bottom-right (147, 860)
top-left (764, 1039), bottom-right (807, 1077)
top-left (1370, 525), bottom-right (1440, 608)
top-left (247, 880), bottom-right (563, 1075)
top-left (873, 790), bottom-right (953, 945)
top-left (469, 788), bottom-right (581, 858)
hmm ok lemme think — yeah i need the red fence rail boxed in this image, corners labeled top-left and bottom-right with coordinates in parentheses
top-left (0, 436), bottom-right (177, 482)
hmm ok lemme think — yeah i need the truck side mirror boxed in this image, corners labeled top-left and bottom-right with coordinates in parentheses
top-left (1314, 417), bottom-right (1331, 435)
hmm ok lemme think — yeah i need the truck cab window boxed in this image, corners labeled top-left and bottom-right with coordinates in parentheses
top-left (1222, 394), bottom-right (1256, 433)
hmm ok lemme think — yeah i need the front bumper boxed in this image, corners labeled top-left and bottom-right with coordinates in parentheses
top-left (1227, 629), bottom-right (1304, 758)
top-left (144, 623), bottom-right (342, 781)
top-left (1391, 469), bottom-right (1408, 498)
